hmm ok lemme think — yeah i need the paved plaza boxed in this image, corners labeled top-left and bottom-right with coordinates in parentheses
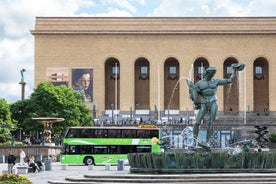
top-left (0, 162), bottom-right (130, 184)
top-left (2, 162), bottom-right (276, 184)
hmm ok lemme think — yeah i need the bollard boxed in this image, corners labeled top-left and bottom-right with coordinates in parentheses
top-left (117, 159), bottom-right (125, 171)
top-left (105, 164), bottom-right (110, 170)
top-left (88, 164), bottom-right (93, 170)
top-left (61, 164), bottom-right (67, 170)
top-left (44, 158), bottom-right (52, 171)
top-left (0, 155), bottom-right (5, 163)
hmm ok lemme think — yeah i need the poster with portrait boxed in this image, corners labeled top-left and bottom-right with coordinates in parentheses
top-left (72, 68), bottom-right (93, 102)
top-left (47, 67), bottom-right (69, 86)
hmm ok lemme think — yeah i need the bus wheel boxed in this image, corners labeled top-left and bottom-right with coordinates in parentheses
top-left (84, 157), bottom-right (94, 165)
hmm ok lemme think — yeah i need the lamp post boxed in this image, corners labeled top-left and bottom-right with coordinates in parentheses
top-left (130, 106), bottom-right (133, 123)
top-left (135, 103), bottom-right (139, 123)
top-left (19, 128), bottom-right (23, 141)
top-left (19, 69), bottom-right (26, 100)
top-left (111, 104), bottom-right (114, 124)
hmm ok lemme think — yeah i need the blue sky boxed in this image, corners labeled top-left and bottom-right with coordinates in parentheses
top-left (1, 0), bottom-right (276, 103)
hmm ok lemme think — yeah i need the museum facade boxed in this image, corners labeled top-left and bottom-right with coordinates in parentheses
top-left (31, 17), bottom-right (276, 123)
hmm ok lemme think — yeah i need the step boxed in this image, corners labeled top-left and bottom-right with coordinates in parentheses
top-left (48, 173), bottom-right (276, 184)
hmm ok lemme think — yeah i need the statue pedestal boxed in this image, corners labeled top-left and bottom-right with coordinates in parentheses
top-left (16, 166), bottom-right (28, 174)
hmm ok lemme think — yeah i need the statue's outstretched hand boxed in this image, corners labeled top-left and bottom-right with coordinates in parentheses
top-left (231, 63), bottom-right (245, 71)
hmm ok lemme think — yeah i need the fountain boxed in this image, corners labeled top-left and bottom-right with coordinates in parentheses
top-left (32, 117), bottom-right (64, 145)
top-left (128, 63), bottom-right (276, 173)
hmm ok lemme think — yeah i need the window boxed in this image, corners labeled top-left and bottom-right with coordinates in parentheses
top-left (94, 129), bottom-right (108, 138)
top-left (226, 66), bottom-right (234, 75)
top-left (122, 129), bottom-right (132, 138)
top-left (168, 66), bottom-right (177, 75)
top-left (94, 146), bottom-right (108, 154)
top-left (255, 66), bottom-right (263, 74)
top-left (197, 66), bottom-right (205, 75)
top-left (136, 145), bottom-right (151, 153)
top-left (112, 66), bottom-right (120, 75)
top-left (66, 129), bottom-right (80, 138)
top-left (140, 66), bottom-right (148, 75)
top-left (108, 129), bottom-right (121, 138)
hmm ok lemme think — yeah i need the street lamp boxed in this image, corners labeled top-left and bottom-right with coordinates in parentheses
top-left (19, 69), bottom-right (26, 100)
top-left (19, 128), bottom-right (23, 141)
top-left (111, 104), bottom-right (114, 124)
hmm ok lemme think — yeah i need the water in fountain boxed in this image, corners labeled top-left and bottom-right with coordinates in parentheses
top-left (167, 64), bottom-right (194, 115)
top-left (167, 75), bottom-right (189, 111)
top-left (160, 126), bottom-right (195, 151)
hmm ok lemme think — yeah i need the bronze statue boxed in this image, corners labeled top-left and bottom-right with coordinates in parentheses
top-left (186, 63), bottom-right (245, 146)
top-left (20, 69), bottom-right (26, 83)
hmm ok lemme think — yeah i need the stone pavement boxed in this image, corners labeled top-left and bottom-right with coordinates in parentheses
top-left (0, 162), bottom-right (130, 184)
top-left (2, 163), bottom-right (276, 184)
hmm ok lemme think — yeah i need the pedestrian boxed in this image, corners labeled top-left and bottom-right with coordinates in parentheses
top-left (19, 148), bottom-right (26, 165)
top-left (7, 151), bottom-right (16, 174)
top-left (28, 156), bottom-right (40, 173)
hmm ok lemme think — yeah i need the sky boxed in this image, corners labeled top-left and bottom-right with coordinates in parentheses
top-left (1, 0), bottom-right (276, 103)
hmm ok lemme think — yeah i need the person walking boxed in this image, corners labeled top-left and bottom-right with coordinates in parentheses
top-left (19, 149), bottom-right (26, 165)
top-left (7, 151), bottom-right (16, 174)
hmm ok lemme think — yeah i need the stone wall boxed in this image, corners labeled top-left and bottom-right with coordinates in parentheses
top-left (0, 145), bottom-right (62, 163)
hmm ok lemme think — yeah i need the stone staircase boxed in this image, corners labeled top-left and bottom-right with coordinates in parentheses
top-left (48, 173), bottom-right (276, 184)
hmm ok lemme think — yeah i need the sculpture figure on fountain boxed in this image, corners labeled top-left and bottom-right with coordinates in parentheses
top-left (186, 63), bottom-right (245, 146)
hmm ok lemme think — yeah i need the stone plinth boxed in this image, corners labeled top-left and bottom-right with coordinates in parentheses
top-left (16, 166), bottom-right (28, 174)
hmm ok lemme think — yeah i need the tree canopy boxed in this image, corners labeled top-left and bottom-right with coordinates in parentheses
top-left (10, 82), bottom-right (93, 139)
top-left (0, 98), bottom-right (13, 143)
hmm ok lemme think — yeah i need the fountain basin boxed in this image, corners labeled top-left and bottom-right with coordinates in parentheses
top-left (128, 152), bottom-right (276, 173)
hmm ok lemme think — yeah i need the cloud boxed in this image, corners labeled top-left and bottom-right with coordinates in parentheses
top-left (94, 8), bottom-right (133, 17)
top-left (0, 0), bottom-right (95, 103)
top-left (1, 0), bottom-right (276, 103)
top-left (102, 0), bottom-right (137, 14)
top-left (150, 0), bottom-right (276, 17)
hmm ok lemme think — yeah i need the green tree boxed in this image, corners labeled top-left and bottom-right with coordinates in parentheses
top-left (0, 98), bottom-right (13, 143)
top-left (11, 82), bottom-right (93, 139)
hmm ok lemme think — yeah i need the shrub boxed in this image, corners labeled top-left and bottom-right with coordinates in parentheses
top-left (0, 174), bottom-right (32, 184)
top-left (0, 141), bottom-right (24, 146)
top-left (269, 132), bottom-right (276, 143)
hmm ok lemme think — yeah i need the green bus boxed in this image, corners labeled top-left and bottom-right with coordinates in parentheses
top-left (60, 125), bottom-right (160, 165)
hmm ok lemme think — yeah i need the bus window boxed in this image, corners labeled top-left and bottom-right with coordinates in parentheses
top-left (95, 129), bottom-right (108, 138)
top-left (122, 129), bottom-right (133, 138)
top-left (81, 129), bottom-right (91, 138)
top-left (150, 130), bottom-right (159, 138)
top-left (137, 145), bottom-right (151, 153)
top-left (78, 145), bottom-right (90, 154)
top-left (137, 130), bottom-right (146, 138)
top-left (109, 145), bottom-right (118, 154)
top-left (66, 129), bottom-right (80, 138)
top-left (108, 129), bottom-right (121, 138)
top-left (69, 146), bottom-right (76, 153)
top-left (121, 145), bottom-right (135, 154)
top-left (94, 146), bottom-right (108, 154)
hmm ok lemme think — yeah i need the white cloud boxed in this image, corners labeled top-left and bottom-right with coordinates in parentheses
top-left (94, 8), bottom-right (133, 17)
top-left (1, 0), bottom-right (276, 103)
top-left (0, 0), bottom-right (95, 103)
top-left (103, 0), bottom-right (137, 14)
top-left (248, 0), bottom-right (276, 16)
top-left (150, 0), bottom-right (276, 17)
